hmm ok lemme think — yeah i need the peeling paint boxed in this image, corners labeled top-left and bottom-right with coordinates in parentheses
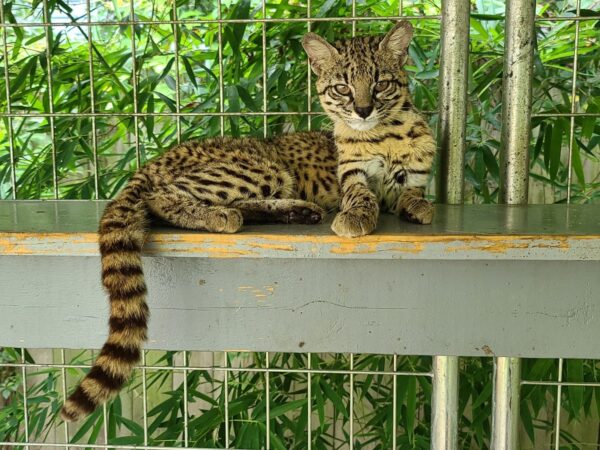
top-left (238, 285), bottom-right (276, 299)
top-left (481, 345), bottom-right (494, 356)
top-left (1, 229), bottom-right (599, 260)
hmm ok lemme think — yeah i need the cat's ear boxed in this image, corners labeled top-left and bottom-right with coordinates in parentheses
top-left (379, 21), bottom-right (413, 64)
top-left (302, 33), bottom-right (339, 75)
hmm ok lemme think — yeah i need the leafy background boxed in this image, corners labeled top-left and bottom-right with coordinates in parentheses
top-left (1, 0), bottom-right (600, 448)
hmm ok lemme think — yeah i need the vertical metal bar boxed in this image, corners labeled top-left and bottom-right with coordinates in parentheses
top-left (217, 0), bottom-right (224, 136)
top-left (172, 0), bottom-right (182, 143)
top-left (491, 357), bottom-right (521, 449)
top-left (182, 350), bottom-right (189, 447)
top-left (499, 0), bottom-right (536, 205)
top-left (351, 0), bottom-right (356, 36)
top-left (554, 358), bottom-right (563, 449)
top-left (307, 353), bottom-right (312, 450)
top-left (306, 0), bottom-right (312, 131)
top-left (566, 0), bottom-right (581, 202)
top-left (42, 0), bottom-right (58, 198)
top-left (436, 0), bottom-right (470, 204)
top-left (262, 0), bottom-right (267, 138)
top-left (431, 1), bottom-right (466, 447)
top-left (392, 354), bottom-right (397, 449)
top-left (20, 348), bottom-right (29, 450)
top-left (494, 2), bottom-right (534, 446)
top-left (129, 0), bottom-right (141, 167)
top-left (141, 352), bottom-right (148, 447)
top-left (265, 351), bottom-right (270, 449)
top-left (349, 354), bottom-right (354, 450)
top-left (0, 5), bottom-right (17, 199)
top-left (224, 351), bottom-right (229, 448)
top-left (431, 356), bottom-right (459, 450)
top-left (86, 0), bottom-right (99, 199)
top-left (102, 404), bottom-right (108, 445)
top-left (60, 349), bottom-right (69, 448)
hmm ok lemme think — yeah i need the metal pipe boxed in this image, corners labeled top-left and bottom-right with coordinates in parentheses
top-left (436, 0), bottom-right (470, 205)
top-left (491, 357), bottom-right (521, 449)
top-left (494, 2), bottom-right (535, 446)
top-left (566, 0), bottom-right (582, 202)
top-left (499, 0), bottom-right (536, 205)
top-left (431, 1), bottom-right (467, 446)
top-left (432, 356), bottom-right (459, 450)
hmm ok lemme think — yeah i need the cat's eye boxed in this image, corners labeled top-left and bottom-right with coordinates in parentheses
top-left (333, 84), bottom-right (351, 95)
top-left (374, 80), bottom-right (391, 92)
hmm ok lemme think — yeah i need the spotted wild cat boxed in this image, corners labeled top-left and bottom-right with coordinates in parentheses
top-left (61, 20), bottom-right (435, 422)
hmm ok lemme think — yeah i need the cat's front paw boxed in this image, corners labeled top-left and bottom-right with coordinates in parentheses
top-left (401, 198), bottom-right (433, 224)
top-left (331, 208), bottom-right (377, 237)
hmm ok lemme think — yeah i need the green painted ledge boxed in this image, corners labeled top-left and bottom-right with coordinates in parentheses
top-left (1, 201), bottom-right (599, 260)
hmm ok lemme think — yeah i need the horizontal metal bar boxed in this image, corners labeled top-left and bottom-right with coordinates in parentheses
top-left (522, 380), bottom-right (600, 388)
top-left (0, 442), bottom-right (239, 450)
top-left (0, 110), bottom-right (436, 118)
top-left (0, 15), bottom-right (441, 28)
top-left (0, 111), bottom-right (325, 117)
top-left (532, 112), bottom-right (600, 118)
top-left (535, 15), bottom-right (600, 21)
top-left (0, 14), bottom-right (597, 28)
top-left (0, 361), bottom-right (432, 378)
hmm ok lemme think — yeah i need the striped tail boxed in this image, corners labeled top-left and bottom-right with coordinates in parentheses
top-left (61, 174), bottom-right (150, 422)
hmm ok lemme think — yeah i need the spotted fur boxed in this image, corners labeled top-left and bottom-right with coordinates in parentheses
top-left (303, 21), bottom-right (436, 236)
top-left (62, 21), bottom-right (434, 421)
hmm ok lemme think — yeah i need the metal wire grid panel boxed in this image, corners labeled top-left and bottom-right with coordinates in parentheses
top-left (0, 0), bottom-right (598, 201)
top-left (0, 349), bottom-right (437, 449)
top-left (2, 351), bottom-right (600, 448)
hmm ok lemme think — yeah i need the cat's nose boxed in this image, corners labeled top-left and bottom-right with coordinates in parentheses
top-left (355, 105), bottom-right (374, 119)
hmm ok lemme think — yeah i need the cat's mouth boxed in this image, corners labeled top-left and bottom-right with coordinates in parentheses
top-left (346, 118), bottom-right (379, 131)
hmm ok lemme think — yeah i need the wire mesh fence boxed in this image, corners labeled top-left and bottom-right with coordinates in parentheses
top-left (0, 0), bottom-right (598, 202)
top-left (3, 350), bottom-right (600, 448)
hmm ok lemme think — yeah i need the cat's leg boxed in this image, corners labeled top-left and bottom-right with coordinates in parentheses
top-left (331, 163), bottom-right (379, 237)
top-left (391, 187), bottom-right (433, 225)
top-left (232, 199), bottom-right (324, 224)
top-left (146, 191), bottom-right (243, 233)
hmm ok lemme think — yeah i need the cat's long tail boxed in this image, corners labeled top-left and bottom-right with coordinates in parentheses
top-left (61, 173), bottom-right (150, 422)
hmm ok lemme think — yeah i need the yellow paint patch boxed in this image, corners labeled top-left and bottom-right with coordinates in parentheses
top-left (0, 231), bottom-right (597, 257)
top-left (238, 285), bottom-right (276, 299)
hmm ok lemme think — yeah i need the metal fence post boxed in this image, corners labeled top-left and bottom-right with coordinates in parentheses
top-left (433, 0), bottom-right (470, 447)
top-left (437, 0), bottom-right (470, 205)
top-left (432, 356), bottom-right (459, 449)
top-left (491, 357), bottom-right (521, 449)
top-left (493, 0), bottom-right (536, 448)
top-left (499, 0), bottom-right (535, 205)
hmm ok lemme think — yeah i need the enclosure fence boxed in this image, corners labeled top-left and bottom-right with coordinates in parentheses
top-left (1, 0), bottom-right (600, 449)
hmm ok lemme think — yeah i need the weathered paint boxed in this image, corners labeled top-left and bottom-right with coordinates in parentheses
top-left (1, 231), bottom-right (599, 260)
top-left (1, 202), bottom-right (599, 260)
top-left (1, 201), bottom-right (600, 357)
top-left (1, 255), bottom-right (599, 357)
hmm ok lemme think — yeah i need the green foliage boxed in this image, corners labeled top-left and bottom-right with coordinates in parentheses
top-left (0, 0), bottom-right (598, 201)
top-left (3, 349), bottom-right (600, 448)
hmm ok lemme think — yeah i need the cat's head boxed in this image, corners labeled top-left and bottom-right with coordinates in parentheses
top-left (302, 21), bottom-right (413, 132)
